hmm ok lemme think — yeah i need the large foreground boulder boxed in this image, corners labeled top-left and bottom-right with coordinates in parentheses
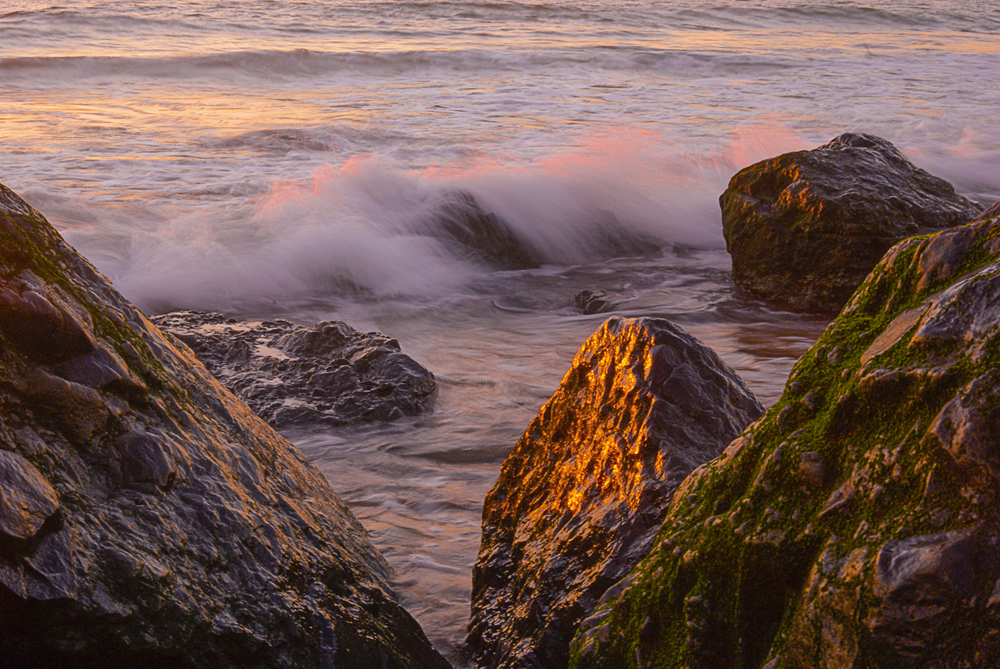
top-left (721, 133), bottom-right (982, 313)
top-left (0, 182), bottom-right (450, 668)
top-left (570, 203), bottom-right (1000, 669)
top-left (468, 317), bottom-right (763, 669)
top-left (151, 311), bottom-right (436, 428)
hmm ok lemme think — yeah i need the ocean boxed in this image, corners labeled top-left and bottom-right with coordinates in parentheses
top-left (2, 0), bottom-right (998, 662)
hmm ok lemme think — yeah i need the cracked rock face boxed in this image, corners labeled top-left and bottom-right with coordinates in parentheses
top-left (571, 203), bottom-right (1000, 669)
top-left (0, 182), bottom-right (449, 669)
top-left (721, 133), bottom-right (983, 314)
top-left (468, 317), bottom-right (763, 669)
top-left (0, 450), bottom-right (60, 543)
top-left (151, 311), bottom-right (437, 428)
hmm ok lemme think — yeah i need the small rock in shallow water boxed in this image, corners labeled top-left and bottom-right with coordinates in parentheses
top-left (574, 289), bottom-right (615, 315)
top-left (151, 311), bottom-right (437, 428)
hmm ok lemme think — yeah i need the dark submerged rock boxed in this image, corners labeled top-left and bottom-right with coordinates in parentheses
top-left (0, 183), bottom-right (449, 669)
top-left (570, 202), bottom-right (1000, 669)
top-left (151, 311), bottom-right (436, 428)
top-left (428, 190), bottom-right (545, 269)
top-left (425, 190), bottom-right (660, 270)
top-left (721, 133), bottom-right (983, 313)
top-left (468, 317), bottom-right (763, 669)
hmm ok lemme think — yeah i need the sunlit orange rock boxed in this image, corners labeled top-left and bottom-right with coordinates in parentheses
top-left (468, 317), bottom-right (763, 669)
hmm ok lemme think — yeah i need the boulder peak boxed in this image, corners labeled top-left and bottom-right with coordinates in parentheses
top-left (720, 133), bottom-right (983, 313)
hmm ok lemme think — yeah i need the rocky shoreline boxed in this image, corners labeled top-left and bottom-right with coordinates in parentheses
top-left (3, 134), bottom-right (998, 668)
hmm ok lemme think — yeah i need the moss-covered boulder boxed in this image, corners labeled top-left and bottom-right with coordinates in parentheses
top-left (0, 182), bottom-right (450, 668)
top-left (569, 203), bottom-right (1000, 669)
top-left (468, 317), bottom-right (763, 669)
top-left (721, 133), bottom-right (982, 314)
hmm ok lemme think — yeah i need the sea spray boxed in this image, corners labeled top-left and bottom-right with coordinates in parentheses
top-left (40, 131), bottom-right (801, 313)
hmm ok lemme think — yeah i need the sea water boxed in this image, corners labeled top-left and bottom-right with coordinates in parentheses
top-left (2, 0), bottom-right (998, 662)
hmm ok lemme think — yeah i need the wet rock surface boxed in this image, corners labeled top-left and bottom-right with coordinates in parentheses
top-left (0, 182), bottom-right (450, 669)
top-left (574, 290), bottom-right (620, 315)
top-left (570, 203), bottom-right (1000, 669)
top-left (151, 311), bottom-right (436, 428)
top-left (468, 317), bottom-right (763, 669)
top-left (721, 133), bottom-right (983, 313)
top-left (0, 450), bottom-right (60, 543)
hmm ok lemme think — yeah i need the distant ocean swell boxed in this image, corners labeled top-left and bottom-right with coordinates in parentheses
top-left (4, 1), bottom-right (997, 36)
top-left (0, 48), bottom-right (809, 83)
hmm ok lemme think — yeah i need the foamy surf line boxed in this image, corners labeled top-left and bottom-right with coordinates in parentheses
top-left (17, 123), bottom-right (995, 316)
top-left (57, 158), bottom-right (730, 312)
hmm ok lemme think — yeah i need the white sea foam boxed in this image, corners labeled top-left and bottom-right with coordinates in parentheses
top-left (20, 117), bottom-right (997, 314)
top-left (26, 125), bottom-right (819, 313)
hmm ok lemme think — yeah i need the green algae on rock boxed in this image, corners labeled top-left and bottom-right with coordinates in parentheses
top-left (721, 133), bottom-right (983, 314)
top-left (569, 202), bottom-right (1000, 669)
top-left (469, 317), bottom-right (763, 669)
top-left (0, 182), bottom-right (450, 669)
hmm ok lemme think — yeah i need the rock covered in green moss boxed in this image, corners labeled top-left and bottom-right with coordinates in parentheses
top-left (468, 317), bottom-right (763, 669)
top-left (721, 133), bottom-right (983, 313)
top-left (151, 311), bottom-right (436, 427)
top-left (0, 182), bottom-right (450, 669)
top-left (569, 202), bottom-right (1000, 669)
